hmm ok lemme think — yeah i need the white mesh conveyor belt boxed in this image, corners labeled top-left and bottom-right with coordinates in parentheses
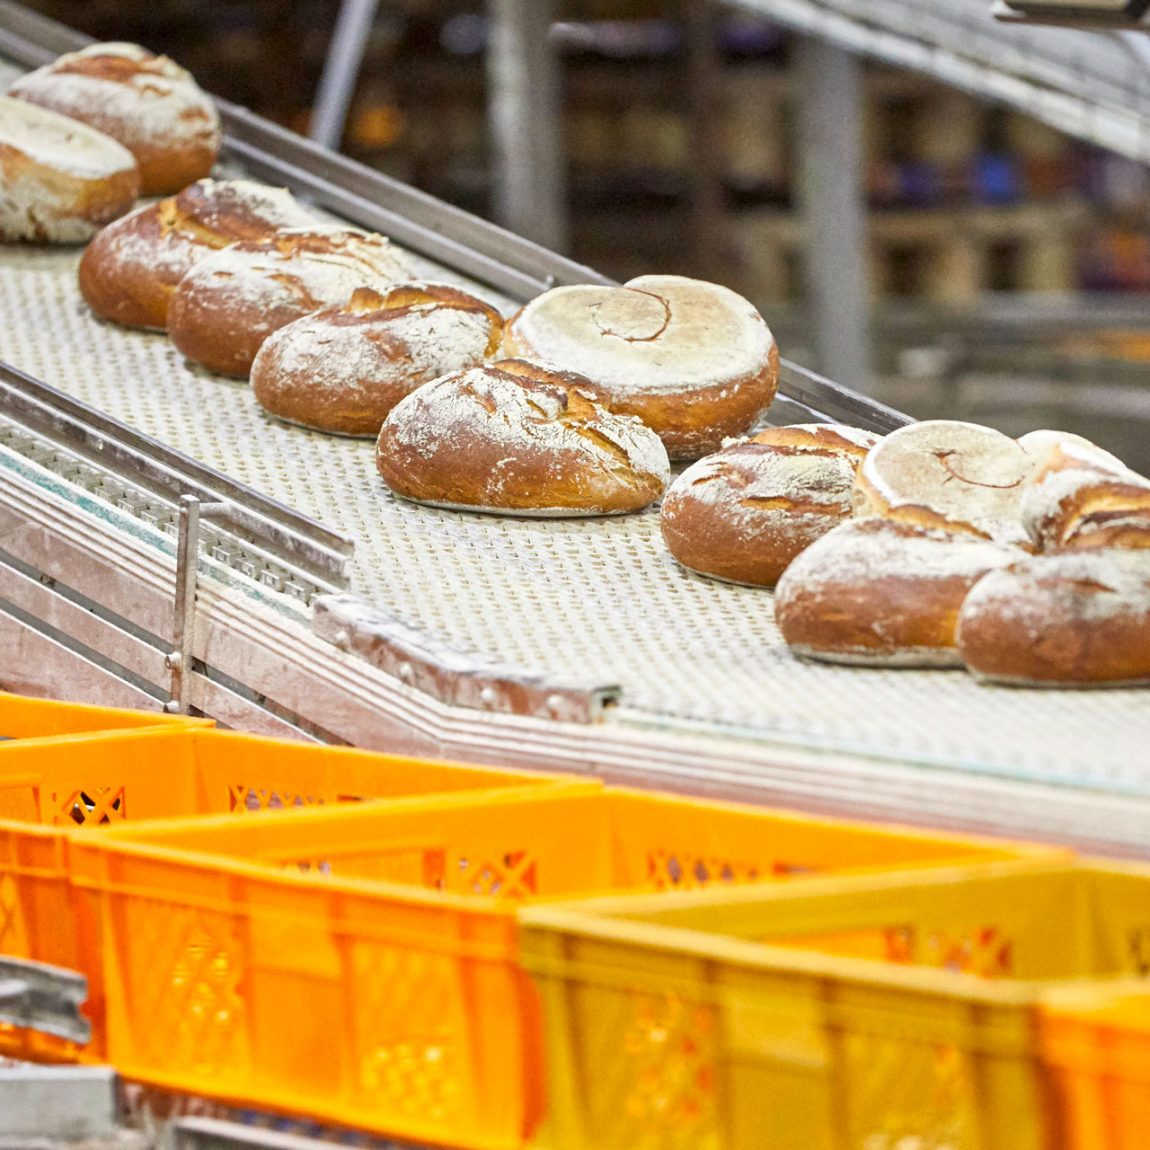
top-left (1, 238), bottom-right (1148, 797)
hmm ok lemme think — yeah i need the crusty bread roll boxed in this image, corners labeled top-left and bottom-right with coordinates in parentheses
top-left (661, 424), bottom-right (881, 587)
top-left (79, 178), bottom-right (318, 330)
top-left (499, 274), bottom-right (778, 460)
top-left (958, 550), bottom-right (1150, 686)
top-left (0, 96), bottom-right (138, 243)
top-left (774, 517), bottom-right (1017, 667)
top-left (10, 42), bottom-right (220, 195)
top-left (854, 420), bottom-right (1034, 544)
top-left (376, 359), bottom-right (670, 516)
top-left (250, 282), bottom-right (504, 436)
top-left (1020, 440), bottom-right (1150, 553)
top-left (168, 227), bottom-right (411, 378)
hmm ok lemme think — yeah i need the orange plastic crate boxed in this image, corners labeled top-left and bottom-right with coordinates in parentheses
top-left (0, 690), bottom-right (208, 742)
top-left (70, 787), bottom-right (1043, 1149)
top-left (1042, 987), bottom-right (1150, 1150)
top-left (0, 726), bottom-right (576, 1062)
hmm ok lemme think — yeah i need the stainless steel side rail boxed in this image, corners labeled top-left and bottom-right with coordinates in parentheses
top-left (0, 361), bottom-right (353, 594)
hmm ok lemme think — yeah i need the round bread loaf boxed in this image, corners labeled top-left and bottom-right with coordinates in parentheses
top-left (10, 42), bottom-right (220, 195)
top-left (0, 96), bottom-right (138, 243)
top-left (168, 227), bottom-right (411, 378)
top-left (854, 420), bottom-right (1034, 544)
top-left (376, 359), bottom-right (670, 516)
top-left (774, 516), bottom-right (1017, 668)
top-left (661, 424), bottom-right (881, 587)
top-left (499, 274), bottom-right (778, 460)
top-left (1020, 439), bottom-right (1150, 553)
top-left (78, 178), bottom-right (318, 330)
top-left (251, 282), bottom-right (504, 436)
top-left (958, 550), bottom-right (1150, 686)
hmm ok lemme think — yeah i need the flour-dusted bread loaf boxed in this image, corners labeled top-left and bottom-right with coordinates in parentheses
top-left (168, 227), bottom-right (412, 378)
top-left (0, 97), bottom-right (138, 243)
top-left (958, 550), bottom-right (1150, 686)
top-left (499, 274), bottom-right (779, 460)
top-left (1019, 438), bottom-right (1150, 553)
top-left (251, 282), bottom-right (504, 436)
top-left (376, 359), bottom-right (670, 516)
top-left (774, 516), bottom-right (1017, 668)
top-left (854, 420), bottom-right (1035, 544)
top-left (10, 42), bottom-right (220, 195)
top-left (661, 424), bottom-right (880, 587)
top-left (78, 178), bottom-right (318, 330)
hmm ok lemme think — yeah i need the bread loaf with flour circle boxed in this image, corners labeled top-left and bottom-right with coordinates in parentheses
top-left (0, 96), bottom-right (138, 242)
top-left (11, 42), bottom-right (220, 195)
top-left (500, 275), bottom-right (778, 459)
top-left (79, 178), bottom-right (318, 330)
top-left (774, 516), bottom-right (1017, 667)
top-left (661, 424), bottom-right (880, 587)
top-left (376, 359), bottom-right (670, 516)
top-left (168, 227), bottom-right (411, 378)
top-left (854, 420), bottom-right (1034, 544)
top-left (251, 282), bottom-right (504, 436)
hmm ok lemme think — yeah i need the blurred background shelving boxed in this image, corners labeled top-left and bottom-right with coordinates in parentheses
top-left (20, 0), bottom-right (1150, 469)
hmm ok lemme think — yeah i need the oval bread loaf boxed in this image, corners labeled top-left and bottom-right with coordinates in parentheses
top-left (11, 42), bottom-right (220, 195)
top-left (78, 178), bottom-right (318, 330)
top-left (376, 359), bottom-right (670, 516)
top-left (251, 282), bottom-right (504, 436)
top-left (0, 96), bottom-right (138, 243)
top-left (168, 227), bottom-right (411, 378)
top-left (661, 424), bottom-right (880, 587)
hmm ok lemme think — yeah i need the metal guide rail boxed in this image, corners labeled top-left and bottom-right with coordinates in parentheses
top-left (0, 3), bottom-right (1147, 856)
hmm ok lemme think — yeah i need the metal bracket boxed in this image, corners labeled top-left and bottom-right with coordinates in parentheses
top-left (314, 593), bottom-right (621, 724)
top-left (0, 956), bottom-right (90, 1045)
top-left (166, 495), bottom-right (229, 715)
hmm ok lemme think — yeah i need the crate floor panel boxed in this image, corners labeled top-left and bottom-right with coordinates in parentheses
top-left (1, 242), bottom-right (1148, 794)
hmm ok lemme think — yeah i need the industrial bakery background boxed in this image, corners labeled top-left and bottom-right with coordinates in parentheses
top-left (24, 0), bottom-right (1150, 474)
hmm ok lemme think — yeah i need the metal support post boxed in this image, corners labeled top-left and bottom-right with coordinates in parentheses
top-left (796, 37), bottom-right (872, 392)
top-left (685, 1), bottom-right (726, 275)
top-left (487, 0), bottom-right (567, 252)
top-left (167, 495), bottom-right (228, 715)
top-left (310, 0), bottom-right (381, 152)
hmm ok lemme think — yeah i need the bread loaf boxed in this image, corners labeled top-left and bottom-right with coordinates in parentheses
top-left (0, 96), bottom-right (138, 242)
top-left (1020, 440), bottom-right (1150, 553)
top-left (168, 227), bottom-right (411, 378)
top-left (375, 359), bottom-right (670, 516)
top-left (774, 517), bottom-right (1017, 667)
top-left (661, 424), bottom-right (880, 587)
top-left (10, 42), bottom-right (220, 195)
top-left (251, 282), bottom-right (504, 436)
top-left (500, 275), bottom-right (778, 459)
top-left (854, 420), bottom-right (1034, 544)
top-left (78, 178), bottom-right (318, 330)
top-left (958, 550), bottom-right (1150, 686)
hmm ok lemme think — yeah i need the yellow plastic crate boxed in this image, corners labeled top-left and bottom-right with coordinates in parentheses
top-left (516, 859), bottom-right (1150, 1150)
top-left (68, 787), bottom-right (1042, 1149)
top-left (1041, 985), bottom-right (1150, 1150)
top-left (0, 725), bottom-right (577, 1062)
top-left (0, 690), bottom-right (209, 743)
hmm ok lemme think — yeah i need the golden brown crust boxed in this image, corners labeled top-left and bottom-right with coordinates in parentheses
top-left (251, 282), bottom-right (505, 436)
top-left (1021, 442), bottom-right (1150, 553)
top-left (660, 424), bottom-right (881, 587)
top-left (78, 179), bottom-right (317, 330)
top-left (167, 228), bottom-right (411, 378)
top-left (499, 275), bottom-right (779, 460)
top-left (0, 97), bottom-right (139, 243)
top-left (774, 517), bottom-right (1017, 667)
top-left (10, 44), bottom-right (220, 195)
top-left (957, 551), bottom-right (1150, 686)
top-left (375, 360), bottom-right (670, 516)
